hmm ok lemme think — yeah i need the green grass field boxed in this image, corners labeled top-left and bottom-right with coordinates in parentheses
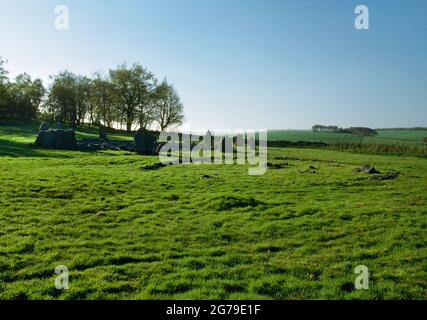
top-left (0, 122), bottom-right (426, 299)
top-left (268, 129), bottom-right (427, 146)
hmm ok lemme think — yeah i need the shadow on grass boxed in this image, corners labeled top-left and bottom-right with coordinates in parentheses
top-left (0, 121), bottom-right (134, 158)
top-left (0, 139), bottom-right (84, 158)
top-left (0, 120), bottom-right (134, 142)
top-left (0, 124), bottom-right (39, 139)
top-left (0, 121), bottom-right (105, 158)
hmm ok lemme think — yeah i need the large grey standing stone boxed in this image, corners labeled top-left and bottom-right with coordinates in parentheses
top-left (35, 130), bottom-right (56, 147)
top-left (57, 129), bottom-right (77, 149)
top-left (204, 130), bottom-right (213, 142)
top-left (34, 129), bottom-right (77, 149)
top-left (99, 126), bottom-right (108, 140)
top-left (203, 130), bottom-right (214, 150)
top-left (55, 122), bottom-right (65, 130)
top-left (39, 122), bottom-right (50, 131)
top-left (134, 128), bottom-right (157, 155)
top-left (217, 136), bottom-right (233, 153)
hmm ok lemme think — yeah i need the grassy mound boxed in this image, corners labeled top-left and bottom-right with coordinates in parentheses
top-left (0, 122), bottom-right (426, 299)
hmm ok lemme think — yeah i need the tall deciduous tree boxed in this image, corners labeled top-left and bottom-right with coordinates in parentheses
top-left (0, 57), bottom-right (8, 84)
top-left (109, 63), bottom-right (155, 132)
top-left (153, 80), bottom-right (185, 131)
top-left (47, 72), bottom-right (91, 127)
top-left (0, 58), bottom-right (9, 119)
top-left (7, 74), bottom-right (45, 120)
top-left (1, 57), bottom-right (186, 127)
top-left (90, 73), bottom-right (116, 127)
top-left (47, 71), bottom-right (78, 127)
top-left (74, 76), bottom-right (92, 126)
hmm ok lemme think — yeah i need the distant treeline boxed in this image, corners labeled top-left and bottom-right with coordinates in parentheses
top-left (312, 124), bottom-right (378, 136)
top-left (0, 57), bottom-right (184, 132)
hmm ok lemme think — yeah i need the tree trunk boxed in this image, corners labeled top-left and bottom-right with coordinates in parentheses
top-left (126, 120), bottom-right (132, 132)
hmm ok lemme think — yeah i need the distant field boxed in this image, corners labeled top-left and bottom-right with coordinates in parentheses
top-left (375, 130), bottom-right (427, 142)
top-left (1, 121), bottom-right (425, 149)
top-left (268, 130), bottom-right (427, 146)
top-left (0, 121), bottom-right (426, 299)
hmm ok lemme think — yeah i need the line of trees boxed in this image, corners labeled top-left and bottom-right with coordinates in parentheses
top-left (0, 58), bottom-right (185, 131)
top-left (0, 58), bottom-right (45, 121)
top-left (311, 125), bottom-right (339, 133)
top-left (312, 124), bottom-right (378, 136)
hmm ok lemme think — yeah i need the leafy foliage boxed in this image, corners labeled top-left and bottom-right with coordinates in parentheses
top-left (312, 124), bottom-right (377, 136)
top-left (0, 58), bottom-right (185, 131)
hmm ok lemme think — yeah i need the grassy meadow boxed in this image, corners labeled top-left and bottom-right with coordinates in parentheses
top-left (268, 129), bottom-right (427, 146)
top-left (0, 122), bottom-right (426, 299)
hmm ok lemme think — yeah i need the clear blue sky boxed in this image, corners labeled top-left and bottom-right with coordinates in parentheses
top-left (0, 0), bottom-right (426, 129)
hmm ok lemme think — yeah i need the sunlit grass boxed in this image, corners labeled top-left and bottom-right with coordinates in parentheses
top-left (0, 122), bottom-right (426, 299)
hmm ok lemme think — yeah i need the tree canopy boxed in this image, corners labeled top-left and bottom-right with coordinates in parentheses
top-left (0, 58), bottom-right (185, 131)
top-left (312, 124), bottom-right (378, 136)
top-left (153, 79), bottom-right (185, 131)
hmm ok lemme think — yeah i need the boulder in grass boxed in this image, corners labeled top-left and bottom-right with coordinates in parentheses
top-left (57, 129), bottom-right (77, 149)
top-left (55, 122), bottom-right (65, 130)
top-left (368, 171), bottom-right (400, 181)
top-left (34, 129), bottom-right (77, 149)
top-left (35, 129), bottom-right (56, 147)
top-left (77, 138), bottom-right (134, 151)
top-left (39, 122), bottom-right (50, 131)
top-left (134, 128), bottom-right (157, 155)
top-left (359, 164), bottom-right (380, 174)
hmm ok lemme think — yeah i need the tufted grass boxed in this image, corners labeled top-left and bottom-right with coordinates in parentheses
top-left (0, 122), bottom-right (426, 300)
